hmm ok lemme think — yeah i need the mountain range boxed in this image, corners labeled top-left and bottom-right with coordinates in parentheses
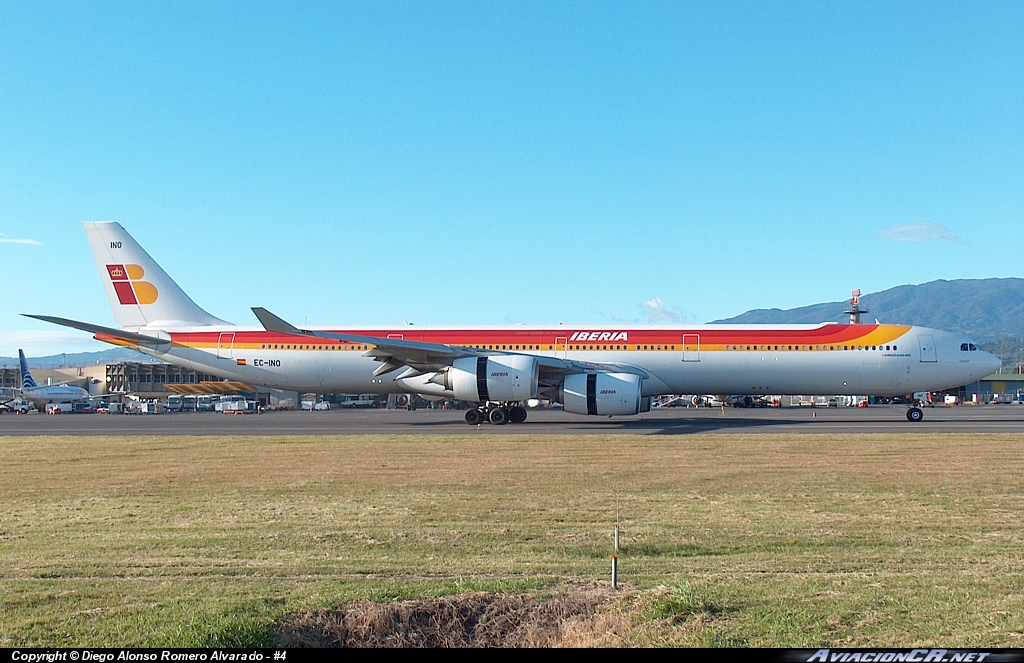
top-left (715, 278), bottom-right (1024, 343)
top-left (0, 347), bottom-right (159, 370)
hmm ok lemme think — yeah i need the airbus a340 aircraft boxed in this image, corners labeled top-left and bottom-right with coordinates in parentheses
top-left (29, 222), bottom-right (999, 424)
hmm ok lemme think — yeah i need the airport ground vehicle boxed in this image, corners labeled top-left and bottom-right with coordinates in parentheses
top-left (126, 400), bottom-right (164, 414)
top-left (30, 222), bottom-right (1002, 424)
top-left (337, 394), bottom-right (379, 408)
top-left (1, 399), bottom-right (33, 414)
top-left (217, 395), bottom-right (258, 413)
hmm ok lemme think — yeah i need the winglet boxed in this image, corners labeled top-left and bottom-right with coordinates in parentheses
top-left (251, 307), bottom-right (313, 336)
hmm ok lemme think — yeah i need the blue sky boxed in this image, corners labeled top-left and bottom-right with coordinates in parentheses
top-left (1, 1), bottom-right (1021, 357)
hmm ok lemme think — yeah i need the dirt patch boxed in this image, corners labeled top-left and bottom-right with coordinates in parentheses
top-left (277, 585), bottom-right (627, 647)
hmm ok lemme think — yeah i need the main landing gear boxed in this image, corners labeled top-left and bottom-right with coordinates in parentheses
top-left (906, 407), bottom-right (924, 422)
top-left (465, 403), bottom-right (528, 426)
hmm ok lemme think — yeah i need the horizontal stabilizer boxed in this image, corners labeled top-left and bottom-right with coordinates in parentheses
top-left (24, 314), bottom-right (171, 346)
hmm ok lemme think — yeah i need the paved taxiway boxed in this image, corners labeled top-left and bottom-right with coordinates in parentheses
top-left (1, 405), bottom-right (1021, 436)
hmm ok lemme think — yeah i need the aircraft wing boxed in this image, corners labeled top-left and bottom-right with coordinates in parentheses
top-left (252, 307), bottom-right (478, 375)
top-left (251, 308), bottom-right (649, 382)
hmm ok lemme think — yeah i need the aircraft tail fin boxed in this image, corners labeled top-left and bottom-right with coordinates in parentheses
top-left (19, 350), bottom-right (38, 389)
top-left (83, 222), bottom-right (227, 328)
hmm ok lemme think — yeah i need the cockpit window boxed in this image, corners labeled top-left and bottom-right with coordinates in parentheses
top-left (961, 343), bottom-right (970, 351)
top-left (969, 343), bottom-right (978, 351)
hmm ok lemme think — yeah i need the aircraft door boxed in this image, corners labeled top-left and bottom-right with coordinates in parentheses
top-left (682, 334), bottom-right (700, 362)
top-left (918, 335), bottom-right (937, 363)
top-left (555, 337), bottom-right (568, 360)
top-left (217, 333), bottom-right (235, 359)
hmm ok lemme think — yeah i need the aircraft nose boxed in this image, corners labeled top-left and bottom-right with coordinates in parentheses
top-left (984, 352), bottom-right (1002, 374)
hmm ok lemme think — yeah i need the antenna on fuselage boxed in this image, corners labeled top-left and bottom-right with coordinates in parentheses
top-left (843, 289), bottom-right (868, 324)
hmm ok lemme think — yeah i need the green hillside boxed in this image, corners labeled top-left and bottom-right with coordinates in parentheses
top-left (716, 278), bottom-right (1024, 342)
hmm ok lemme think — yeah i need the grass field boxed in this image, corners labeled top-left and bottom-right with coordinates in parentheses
top-left (2, 433), bottom-right (1024, 647)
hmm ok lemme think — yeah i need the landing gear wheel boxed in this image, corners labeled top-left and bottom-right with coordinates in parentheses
top-left (906, 407), bottom-right (924, 422)
top-left (488, 407), bottom-right (509, 425)
top-left (465, 409), bottom-right (483, 425)
top-left (508, 406), bottom-right (527, 423)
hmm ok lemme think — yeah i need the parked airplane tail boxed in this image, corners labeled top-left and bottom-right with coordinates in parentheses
top-left (83, 222), bottom-right (226, 328)
top-left (19, 349), bottom-right (38, 389)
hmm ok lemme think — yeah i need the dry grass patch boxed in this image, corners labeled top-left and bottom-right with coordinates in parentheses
top-left (278, 584), bottom-right (626, 647)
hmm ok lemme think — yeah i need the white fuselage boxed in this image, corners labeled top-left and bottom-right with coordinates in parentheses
top-left (21, 384), bottom-right (91, 407)
top-left (129, 323), bottom-right (999, 399)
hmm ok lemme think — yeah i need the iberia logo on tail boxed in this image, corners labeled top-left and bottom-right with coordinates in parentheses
top-left (106, 264), bottom-right (158, 305)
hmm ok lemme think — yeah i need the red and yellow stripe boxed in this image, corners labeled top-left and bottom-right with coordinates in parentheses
top-left (96, 323), bottom-right (912, 354)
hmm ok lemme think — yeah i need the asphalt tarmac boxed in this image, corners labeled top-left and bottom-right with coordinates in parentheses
top-left (1, 404), bottom-right (1022, 436)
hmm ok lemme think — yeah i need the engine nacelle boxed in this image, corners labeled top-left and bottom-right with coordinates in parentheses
top-left (560, 372), bottom-right (649, 416)
top-left (449, 355), bottom-right (539, 403)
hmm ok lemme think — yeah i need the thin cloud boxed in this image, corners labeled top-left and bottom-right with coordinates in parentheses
top-left (640, 296), bottom-right (682, 324)
top-left (878, 219), bottom-right (963, 244)
top-left (0, 233), bottom-right (41, 246)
